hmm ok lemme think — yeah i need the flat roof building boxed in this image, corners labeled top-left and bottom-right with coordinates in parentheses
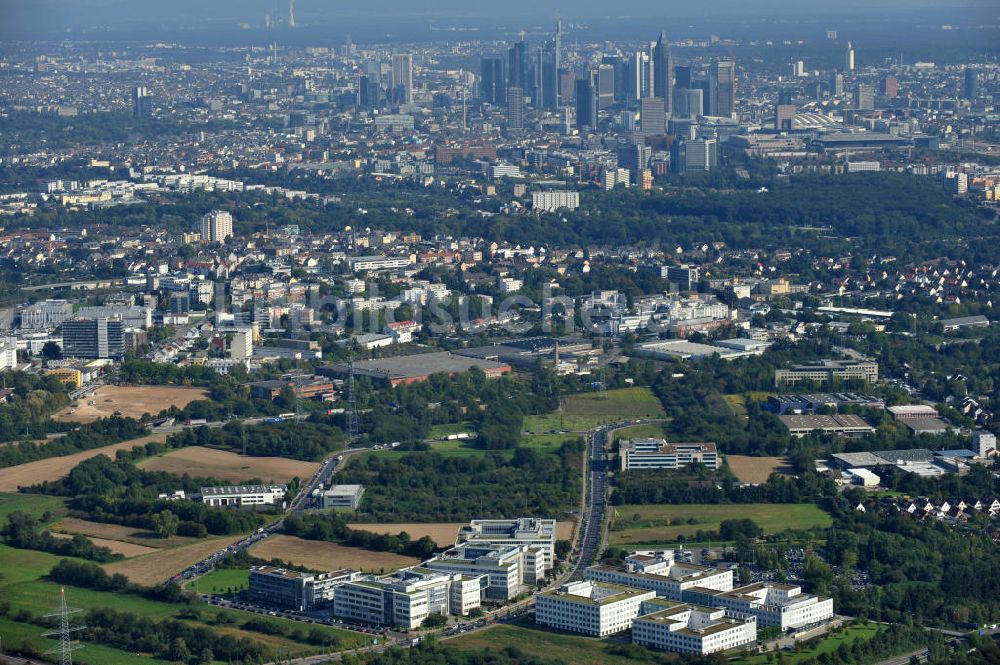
top-left (536, 581), bottom-right (656, 637)
top-left (619, 439), bottom-right (719, 471)
top-left (778, 414), bottom-right (874, 438)
top-left (200, 484), bottom-right (286, 507)
top-left (321, 485), bottom-right (365, 510)
top-left (424, 543), bottom-right (542, 600)
top-left (632, 599), bottom-right (757, 655)
top-left (249, 375), bottom-right (336, 401)
top-left (249, 566), bottom-right (358, 612)
top-left (334, 567), bottom-right (483, 628)
top-left (682, 582), bottom-right (833, 631)
top-left (587, 550), bottom-right (733, 601)
top-left (775, 360), bottom-right (878, 386)
top-left (457, 518), bottom-right (556, 576)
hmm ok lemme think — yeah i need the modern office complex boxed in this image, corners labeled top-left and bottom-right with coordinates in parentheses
top-left (61, 317), bottom-right (125, 359)
top-left (682, 582), bottom-right (834, 631)
top-left (19, 299), bottom-right (72, 329)
top-left (424, 543), bottom-right (543, 600)
top-left (586, 551), bottom-right (733, 601)
top-left (334, 568), bottom-right (483, 629)
top-left (774, 360), bottom-right (879, 386)
top-left (199, 484), bottom-right (287, 507)
top-left (249, 566), bottom-right (359, 612)
top-left (320, 485), bottom-right (365, 510)
top-left (632, 600), bottom-right (757, 655)
top-left (457, 518), bottom-right (557, 576)
top-left (619, 439), bottom-right (719, 471)
top-left (535, 581), bottom-right (656, 637)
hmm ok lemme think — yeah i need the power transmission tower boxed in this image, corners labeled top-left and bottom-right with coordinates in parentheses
top-left (44, 587), bottom-right (84, 665)
top-left (346, 355), bottom-right (359, 445)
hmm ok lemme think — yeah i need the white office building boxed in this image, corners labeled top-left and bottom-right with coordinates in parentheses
top-left (632, 600), bottom-right (757, 654)
top-left (0, 337), bottom-right (18, 370)
top-left (424, 543), bottom-right (542, 600)
top-left (231, 330), bottom-right (253, 361)
top-left (321, 484), bottom-right (365, 510)
top-left (249, 566), bottom-right (359, 612)
top-left (200, 484), bottom-right (287, 507)
top-left (682, 582), bottom-right (834, 631)
top-left (535, 581), bottom-right (656, 637)
top-left (587, 551), bottom-right (733, 601)
top-left (346, 255), bottom-right (414, 272)
top-left (334, 567), bottom-right (483, 629)
top-left (458, 518), bottom-right (556, 578)
top-left (619, 439), bottom-right (719, 471)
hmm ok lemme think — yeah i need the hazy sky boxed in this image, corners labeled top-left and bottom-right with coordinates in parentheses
top-left (1, 0), bottom-right (996, 41)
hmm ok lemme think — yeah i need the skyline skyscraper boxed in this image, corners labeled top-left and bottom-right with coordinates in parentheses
top-left (964, 67), bottom-right (980, 100)
top-left (639, 96), bottom-right (666, 135)
top-left (132, 85), bottom-right (151, 118)
top-left (845, 41), bottom-right (855, 71)
top-left (508, 39), bottom-right (529, 99)
top-left (652, 30), bottom-right (673, 117)
top-left (506, 86), bottom-right (525, 129)
top-left (709, 59), bottom-right (736, 118)
top-left (575, 75), bottom-right (597, 130)
top-left (480, 56), bottom-right (506, 105)
top-left (391, 53), bottom-right (413, 105)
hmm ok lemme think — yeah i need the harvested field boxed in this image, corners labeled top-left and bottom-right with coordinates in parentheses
top-left (347, 521), bottom-right (575, 547)
top-left (103, 535), bottom-right (243, 585)
top-left (54, 385), bottom-right (208, 423)
top-left (138, 446), bottom-right (319, 484)
top-left (50, 532), bottom-right (160, 558)
top-left (726, 455), bottom-right (793, 484)
top-left (51, 517), bottom-right (199, 549)
top-left (250, 535), bottom-right (420, 573)
top-left (0, 434), bottom-right (168, 492)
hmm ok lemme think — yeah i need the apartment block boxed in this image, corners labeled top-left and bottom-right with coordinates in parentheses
top-left (586, 551), bottom-right (733, 601)
top-left (457, 518), bottom-right (556, 578)
top-left (682, 582), bottom-right (834, 631)
top-left (535, 581), bottom-right (656, 637)
top-left (248, 566), bottom-right (358, 612)
top-left (619, 439), bottom-right (719, 471)
top-left (632, 599), bottom-right (757, 654)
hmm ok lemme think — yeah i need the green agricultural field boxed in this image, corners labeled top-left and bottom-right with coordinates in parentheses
top-left (610, 503), bottom-right (832, 546)
top-left (0, 543), bottom-right (371, 660)
top-left (0, 616), bottom-right (174, 665)
top-left (738, 622), bottom-right (882, 664)
top-left (611, 423), bottom-right (665, 443)
top-left (524, 387), bottom-right (666, 434)
top-left (446, 618), bottom-right (640, 664)
top-left (0, 492), bottom-right (67, 524)
top-left (188, 567), bottom-right (249, 594)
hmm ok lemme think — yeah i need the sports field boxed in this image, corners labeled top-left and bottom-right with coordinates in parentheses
top-left (0, 433), bottom-right (169, 491)
top-left (54, 384), bottom-right (208, 423)
top-left (103, 534), bottom-right (245, 585)
top-left (610, 503), bottom-right (832, 545)
top-left (727, 455), bottom-right (793, 484)
top-left (251, 534), bottom-right (421, 573)
top-left (138, 445), bottom-right (320, 484)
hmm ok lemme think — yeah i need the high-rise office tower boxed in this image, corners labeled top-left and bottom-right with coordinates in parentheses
top-left (559, 68), bottom-right (575, 105)
top-left (674, 138), bottom-right (717, 172)
top-left (553, 19), bottom-right (562, 97)
top-left (639, 96), bottom-right (666, 135)
top-left (288, 0), bottom-right (296, 28)
top-left (391, 53), bottom-right (413, 105)
top-left (625, 51), bottom-right (649, 102)
top-left (775, 103), bottom-right (796, 131)
top-left (506, 86), bottom-right (525, 129)
top-left (709, 59), bottom-right (736, 118)
top-left (854, 84), bottom-right (875, 110)
top-left (508, 39), bottom-right (529, 97)
top-left (133, 86), bottom-right (151, 118)
top-left (617, 144), bottom-right (651, 184)
top-left (62, 318), bottom-right (125, 359)
top-left (880, 75), bottom-right (898, 99)
top-left (480, 57), bottom-right (506, 105)
top-left (829, 71), bottom-right (844, 96)
top-left (674, 65), bottom-right (692, 92)
top-left (652, 31), bottom-right (673, 116)
top-left (597, 64), bottom-right (615, 110)
top-left (358, 75), bottom-right (380, 109)
top-left (538, 43), bottom-right (559, 110)
top-left (200, 210), bottom-right (234, 243)
top-left (674, 88), bottom-right (703, 118)
top-left (575, 76), bottom-right (597, 130)
top-left (845, 42), bottom-right (855, 71)
top-left (964, 68), bottom-right (980, 100)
